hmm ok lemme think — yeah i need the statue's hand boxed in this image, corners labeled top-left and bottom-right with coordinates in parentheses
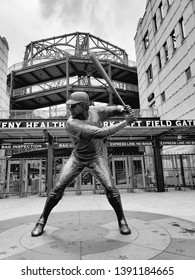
top-left (125, 110), bottom-right (137, 125)
top-left (123, 105), bottom-right (132, 114)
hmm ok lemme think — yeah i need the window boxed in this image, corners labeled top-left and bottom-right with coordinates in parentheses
top-left (153, 14), bottom-right (157, 33)
top-left (149, 101), bottom-right (156, 108)
top-left (179, 17), bottom-right (185, 41)
top-left (185, 66), bottom-right (191, 81)
top-left (143, 31), bottom-right (149, 50)
top-left (157, 51), bottom-right (162, 71)
top-left (146, 64), bottom-right (153, 84)
top-left (170, 29), bottom-right (177, 53)
top-left (163, 41), bottom-right (169, 63)
top-left (166, 0), bottom-right (170, 11)
top-left (159, 2), bottom-right (164, 22)
top-left (148, 92), bottom-right (155, 102)
top-left (161, 91), bottom-right (166, 102)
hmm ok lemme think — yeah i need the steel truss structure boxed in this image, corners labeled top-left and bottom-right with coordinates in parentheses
top-left (23, 32), bottom-right (129, 66)
top-left (7, 32), bottom-right (139, 110)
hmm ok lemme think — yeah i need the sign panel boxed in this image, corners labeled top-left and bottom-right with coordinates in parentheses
top-left (53, 143), bottom-right (72, 148)
top-left (104, 119), bottom-right (195, 128)
top-left (0, 121), bottom-right (66, 129)
top-left (1, 140), bottom-right (195, 150)
top-left (160, 140), bottom-right (195, 145)
top-left (1, 119), bottom-right (195, 129)
top-left (108, 141), bottom-right (153, 147)
top-left (0, 143), bottom-right (48, 149)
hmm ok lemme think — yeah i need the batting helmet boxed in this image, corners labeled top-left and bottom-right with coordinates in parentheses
top-left (66, 92), bottom-right (89, 105)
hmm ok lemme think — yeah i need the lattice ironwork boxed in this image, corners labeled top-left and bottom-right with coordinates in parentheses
top-left (23, 32), bottom-right (128, 66)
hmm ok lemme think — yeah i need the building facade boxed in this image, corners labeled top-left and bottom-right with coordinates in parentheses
top-left (134, 0), bottom-right (195, 153)
top-left (0, 36), bottom-right (9, 114)
top-left (0, 36), bottom-right (9, 189)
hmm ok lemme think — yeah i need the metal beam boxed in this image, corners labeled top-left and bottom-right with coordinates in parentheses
top-left (153, 137), bottom-right (165, 192)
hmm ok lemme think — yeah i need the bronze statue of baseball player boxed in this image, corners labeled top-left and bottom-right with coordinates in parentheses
top-left (31, 91), bottom-right (136, 237)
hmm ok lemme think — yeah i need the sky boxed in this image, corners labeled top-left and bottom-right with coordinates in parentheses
top-left (0, 0), bottom-right (146, 68)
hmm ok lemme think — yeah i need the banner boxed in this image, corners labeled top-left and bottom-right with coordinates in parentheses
top-left (160, 140), bottom-right (195, 145)
top-left (53, 143), bottom-right (72, 148)
top-left (0, 143), bottom-right (48, 149)
top-left (108, 141), bottom-right (153, 147)
top-left (1, 119), bottom-right (195, 129)
top-left (0, 121), bottom-right (66, 129)
top-left (104, 119), bottom-right (195, 128)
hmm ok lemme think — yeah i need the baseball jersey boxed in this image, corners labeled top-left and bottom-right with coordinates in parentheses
top-left (66, 105), bottom-right (126, 163)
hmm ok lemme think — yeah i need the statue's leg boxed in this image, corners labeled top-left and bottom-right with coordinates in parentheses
top-left (89, 156), bottom-right (131, 235)
top-left (106, 192), bottom-right (131, 234)
top-left (31, 155), bottom-right (84, 237)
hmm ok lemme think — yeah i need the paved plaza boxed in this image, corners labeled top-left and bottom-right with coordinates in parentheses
top-left (0, 190), bottom-right (195, 260)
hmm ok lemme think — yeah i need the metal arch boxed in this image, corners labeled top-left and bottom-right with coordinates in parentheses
top-left (30, 43), bottom-right (78, 59)
top-left (28, 44), bottom-right (125, 66)
top-left (23, 32), bottom-right (128, 66)
top-left (87, 47), bottom-right (125, 64)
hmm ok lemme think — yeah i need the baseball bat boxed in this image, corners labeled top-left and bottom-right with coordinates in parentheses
top-left (90, 54), bottom-right (127, 107)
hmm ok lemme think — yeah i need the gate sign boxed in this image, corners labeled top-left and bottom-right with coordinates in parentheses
top-left (0, 143), bottom-right (48, 149)
top-left (0, 121), bottom-right (66, 129)
top-left (53, 143), bottom-right (72, 148)
top-left (1, 119), bottom-right (195, 128)
top-left (108, 141), bottom-right (153, 147)
top-left (104, 119), bottom-right (195, 128)
top-left (160, 140), bottom-right (195, 145)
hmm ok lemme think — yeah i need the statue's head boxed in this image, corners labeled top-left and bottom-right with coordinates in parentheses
top-left (66, 91), bottom-right (89, 105)
top-left (66, 92), bottom-right (90, 119)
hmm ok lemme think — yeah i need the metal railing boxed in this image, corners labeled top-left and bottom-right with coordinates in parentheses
top-left (0, 108), bottom-right (67, 119)
top-left (11, 77), bottom-right (139, 98)
top-left (8, 52), bottom-right (136, 74)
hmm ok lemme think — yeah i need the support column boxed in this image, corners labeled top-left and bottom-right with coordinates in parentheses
top-left (153, 137), bottom-right (165, 192)
top-left (24, 160), bottom-right (28, 194)
top-left (19, 159), bottom-right (24, 196)
top-left (66, 55), bottom-right (71, 118)
top-left (44, 130), bottom-right (53, 193)
top-left (179, 155), bottom-right (186, 188)
top-left (6, 161), bottom-right (11, 193)
top-left (47, 138), bottom-right (53, 193)
top-left (128, 156), bottom-right (135, 192)
top-left (66, 55), bottom-right (69, 101)
top-left (39, 159), bottom-right (42, 193)
top-left (9, 71), bottom-right (14, 110)
top-left (108, 61), bottom-right (113, 105)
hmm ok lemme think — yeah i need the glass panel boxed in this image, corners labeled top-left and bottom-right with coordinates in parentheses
top-left (162, 155), bottom-right (182, 188)
top-left (114, 158), bottom-right (127, 185)
top-left (10, 160), bottom-right (20, 194)
top-left (182, 155), bottom-right (195, 187)
top-left (133, 157), bottom-right (145, 188)
top-left (144, 155), bottom-right (156, 189)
